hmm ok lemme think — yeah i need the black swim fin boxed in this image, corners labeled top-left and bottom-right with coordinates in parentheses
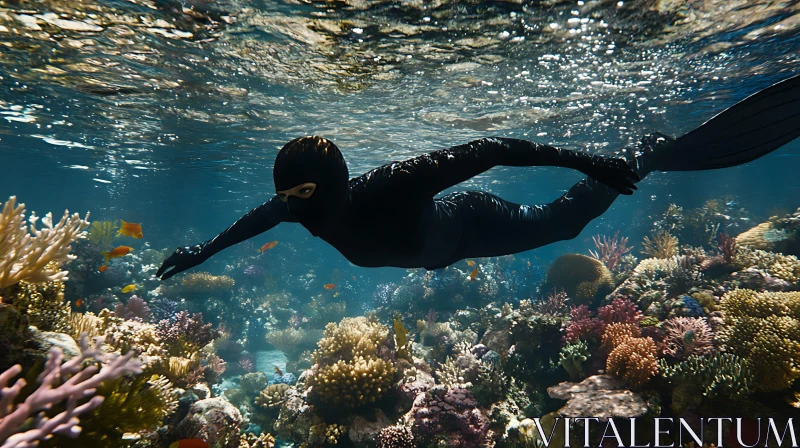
top-left (656, 73), bottom-right (800, 171)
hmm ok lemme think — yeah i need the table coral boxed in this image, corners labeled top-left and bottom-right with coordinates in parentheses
top-left (717, 288), bottom-right (800, 391)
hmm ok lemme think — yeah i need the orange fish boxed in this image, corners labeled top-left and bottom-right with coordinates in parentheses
top-left (169, 439), bottom-right (209, 448)
top-left (469, 267), bottom-right (478, 281)
top-left (466, 260), bottom-right (476, 267)
top-left (324, 283), bottom-right (336, 290)
top-left (274, 365), bottom-right (283, 376)
top-left (117, 220), bottom-right (143, 239)
top-left (103, 246), bottom-right (133, 261)
top-left (259, 241), bottom-right (278, 253)
top-left (75, 298), bottom-right (83, 307)
top-left (98, 265), bottom-right (108, 273)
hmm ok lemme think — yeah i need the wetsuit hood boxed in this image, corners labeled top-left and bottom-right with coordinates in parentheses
top-left (273, 136), bottom-right (350, 235)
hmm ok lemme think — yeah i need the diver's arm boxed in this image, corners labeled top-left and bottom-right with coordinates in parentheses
top-left (374, 137), bottom-right (640, 197)
top-left (156, 196), bottom-right (293, 280)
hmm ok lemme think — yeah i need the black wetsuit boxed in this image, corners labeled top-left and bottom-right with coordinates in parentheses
top-left (157, 73), bottom-right (800, 280)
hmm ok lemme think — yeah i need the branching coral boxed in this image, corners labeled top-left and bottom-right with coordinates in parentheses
top-left (156, 311), bottom-right (219, 356)
top-left (377, 424), bottom-right (414, 448)
top-left (564, 305), bottom-right (604, 343)
top-left (240, 433), bottom-right (276, 448)
top-left (559, 341), bottom-right (590, 381)
top-left (641, 230), bottom-right (679, 259)
top-left (660, 353), bottom-right (753, 400)
top-left (0, 197), bottom-right (90, 290)
top-left (412, 386), bottom-right (490, 447)
top-left (717, 289), bottom-right (800, 391)
top-left (734, 247), bottom-right (800, 284)
top-left (660, 317), bottom-right (715, 360)
top-left (597, 297), bottom-right (642, 325)
top-left (601, 322), bottom-right (641, 350)
top-left (0, 334), bottom-right (141, 447)
top-left (589, 231), bottom-right (632, 271)
top-left (307, 316), bottom-right (396, 408)
top-left (113, 295), bottom-right (151, 321)
top-left (541, 254), bottom-right (614, 307)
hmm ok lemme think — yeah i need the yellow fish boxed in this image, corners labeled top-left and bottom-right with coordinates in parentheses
top-left (469, 267), bottom-right (478, 281)
top-left (333, 292), bottom-right (340, 298)
top-left (121, 284), bottom-right (137, 293)
top-left (467, 260), bottom-right (476, 267)
top-left (117, 220), bottom-right (143, 239)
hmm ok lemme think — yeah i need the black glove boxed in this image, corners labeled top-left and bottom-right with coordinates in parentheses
top-left (580, 155), bottom-right (641, 195)
top-left (156, 244), bottom-right (208, 280)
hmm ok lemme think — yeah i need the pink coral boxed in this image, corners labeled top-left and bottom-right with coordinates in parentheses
top-left (590, 231), bottom-right (632, 271)
top-left (565, 305), bottom-right (604, 343)
top-left (0, 335), bottom-right (141, 447)
top-left (597, 298), bottom-right (642, 325)
top-left (114, 295), bottom-right (152, 321)
top-left (660, 317), bottom-right (715, 360)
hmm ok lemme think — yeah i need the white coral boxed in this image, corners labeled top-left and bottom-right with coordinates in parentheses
top-left (0, 196), bottom-right (90, 290)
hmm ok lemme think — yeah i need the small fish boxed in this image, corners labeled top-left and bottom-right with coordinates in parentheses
top-left (324, 283), bottom-right (336, 290)
top-left (527, 261), bottom-right (531, 267)
top-left (511, 270), bottom-right (517, 275)
top-left (98, 265), bottom-right (108, 273)
top-left (117, 220), bottom-right (143, 239)
top-left (351, 275), bottom-right (357, 281)
top-left (103, 246), bottom-right (133, 261)
top-left (274, 365), bottom-right (283, 376)
top-left (469, 267), bottom-right (478, 281)
top-left (467, 260), bottom-right (476, 267)
top-left (75, 298), bottom-right (84, 307)
top-left (169, 439), bottom-right (209, 448)
top-left (259, 241), bottom-right (279, 253)
top-left (121, 284), bottom-right (137, 293)
top-left (333, 292), bottom-right (340, 298)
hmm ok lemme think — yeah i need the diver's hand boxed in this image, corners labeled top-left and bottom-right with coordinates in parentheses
top-left (582, 156), bottom-right (641, 195)
top-left (156, 244), bottom-right (207, 280)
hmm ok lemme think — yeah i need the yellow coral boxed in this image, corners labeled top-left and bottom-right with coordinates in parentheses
top-left (256, 383), bottom-right (291, 409)
top-left (180, 272), bottom-right (235, 292)
top-left (313, 316), bottom-right (389, 364)
top-left (641, 230), bottom-right (679, 259)
top-left (734, 248), bottom-right (800, 284)
top-left (5, 273), bottom-right (70, 332)
top-left (606, 337), bottom-right (659, 388)
top-left (542, 254), bottom-right (614, 306)
top-left (718, 289), bottom-right (800, 391)
top-left (87, 220), bottom-right (119, 251)
top-left (0, 196), bottom-right (90, 290)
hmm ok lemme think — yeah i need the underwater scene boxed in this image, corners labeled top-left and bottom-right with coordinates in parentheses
top-left (1, 0), bottom-right (800, 447)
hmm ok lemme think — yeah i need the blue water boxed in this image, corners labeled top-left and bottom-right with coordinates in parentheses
top-left (1, 0), bottom-right (799, 280)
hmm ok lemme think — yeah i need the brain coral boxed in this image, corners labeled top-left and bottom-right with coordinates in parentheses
top-left (717, 288), bottom-right (800, 391)
top-left (542, 254), bottom-right (614, 307)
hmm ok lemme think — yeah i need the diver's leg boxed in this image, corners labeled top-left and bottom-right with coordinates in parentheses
top-left (436, 179), bottom-right (620, 261)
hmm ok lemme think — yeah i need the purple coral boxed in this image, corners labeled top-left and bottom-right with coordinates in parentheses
top-left (113, 295), bottom-right (152, 321)
top-left (412, 387), bottom-right (489, 447)
top-left (597, 298), bottom-right (642, 325)
top-left (564, 305), bottom-right (604, 343)
top-left (660, 317), bottom-right (715, 360)
top-left (0, 335), bottom-right (141, 447)
top-left (156, 311), bottom-right (219, 353)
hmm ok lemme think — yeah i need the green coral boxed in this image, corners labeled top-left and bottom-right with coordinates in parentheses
top-left (717, 289), bottom-right (800, 391)
top-left (307, 316), bottom-right (396, 408)
top-left (660, 353), bottom-right (753, 400)
top-left (393, 316), bottom-right (411, 360)
top-left (639, 315), bottom-right (661, 327)
top-left (541, 254), bottom-right (614, 307)
top-left (559, 341), bottom-right (590, 381)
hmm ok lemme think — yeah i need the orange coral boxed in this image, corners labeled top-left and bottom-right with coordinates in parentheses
top-left (601, 322), bottom-right (641, 350)
top-left (606, 337), bottom-right (659, 388)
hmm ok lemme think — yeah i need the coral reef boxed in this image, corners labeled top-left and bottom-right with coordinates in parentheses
top-left (589, 231), bottom-right (632, 272)
top-left (156, 311), bottom-right (219, 356)
top-left (412, 386), bottom-right (490, 447)
top-left (113, 295), bottom-right (152, 321)
top-left (0, 196), bottom-right (90, 290)
top-left (641, 230), bottom-right (680, 259)
top-left (660, 353), bottom-right (753, 401)
top-left (541, 254), bottom-right (614, 307)
top-left (604, 329), bottom-right (658, 388)
top-left (180, 272), bottom-right (236, 292)
top-left (376, 424), bottom-right (414, 448)
top-left (172, 397), bottom-right (243, 448)
top-left (4, 275), bottom-right (70, 333)
top-left (717, 289), bottom-right (800, 391)
top-left (0, 334), bottom-right (141, 446)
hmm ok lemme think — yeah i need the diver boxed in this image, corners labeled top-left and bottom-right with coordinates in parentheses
top-left (157, 74), bottom-right (800, 280)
